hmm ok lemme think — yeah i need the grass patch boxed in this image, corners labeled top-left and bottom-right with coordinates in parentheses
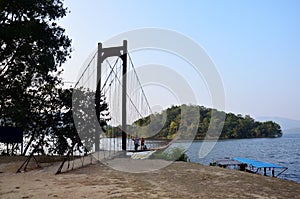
top-left (151, 147), bottom-right (189, 162)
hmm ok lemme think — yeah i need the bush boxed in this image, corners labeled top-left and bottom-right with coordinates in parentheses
top-left (151, 147), bottom-right (189, 162)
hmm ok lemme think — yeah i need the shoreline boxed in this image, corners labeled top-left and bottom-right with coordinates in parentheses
top-left (106, 136), bottom-right (283, 144)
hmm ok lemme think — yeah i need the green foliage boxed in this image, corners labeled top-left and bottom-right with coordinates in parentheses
top-left (151, 147), bottom-right (189, 162)
top-left (105, 125), bottom-right (122, 138)
top-left (132, 105), bottom-right (282, 140)
top-left (0, 0), bottom-right (74, 155)
top-left (59, 87), bottom-right (110, 154)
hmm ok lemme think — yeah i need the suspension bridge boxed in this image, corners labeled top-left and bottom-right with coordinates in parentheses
top-left (16, 40), bottom-right (170, 174)
top-left (73, 40), bottom-right (159, 160)
top-left (16, 40), bottom-right (195, 174)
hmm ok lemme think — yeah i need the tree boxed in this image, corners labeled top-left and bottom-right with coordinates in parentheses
top-left (129, 104), bottom-right (283, 140)
top-left (72, 87), bottom-right (110, 152)
top-left (48, 87), bottom-right (110, 156)
top-left (0, 0), bottom-right (72, 154)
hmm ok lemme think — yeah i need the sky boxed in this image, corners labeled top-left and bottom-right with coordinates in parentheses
top-left (59, 0), bottom-right (300, 121)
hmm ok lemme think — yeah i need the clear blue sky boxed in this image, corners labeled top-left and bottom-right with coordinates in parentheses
top-left (59, 0), bottom-right (300, 120)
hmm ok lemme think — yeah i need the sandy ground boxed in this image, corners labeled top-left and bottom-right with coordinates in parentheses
top-left (0, 156), bottom-right (299, 199)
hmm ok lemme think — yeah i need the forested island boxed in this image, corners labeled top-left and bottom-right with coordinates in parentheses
top-left (106, 104), bottom-right (282, 140)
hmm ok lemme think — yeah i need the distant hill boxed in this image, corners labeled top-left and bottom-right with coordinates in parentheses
top-left (123, 105), bottom-right (283, 139)
top-left (284, 128), bottom-right (300, 134)
top-left (256, 117), bottom-right (300, 132)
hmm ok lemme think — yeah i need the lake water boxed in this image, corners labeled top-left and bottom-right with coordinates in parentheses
top-left (180, 133), bottom-right (300, 183)
top-left (101, 134), bottom-right (300, 183)
top-left (2, 133), bottom-right (298, 183)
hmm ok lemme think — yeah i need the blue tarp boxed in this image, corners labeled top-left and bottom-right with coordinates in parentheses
top-left (233, 157), bottom-right (286, 169)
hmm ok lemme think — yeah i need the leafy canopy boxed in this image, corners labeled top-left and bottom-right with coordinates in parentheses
top-left (0, 0), bottom-right (72, 155)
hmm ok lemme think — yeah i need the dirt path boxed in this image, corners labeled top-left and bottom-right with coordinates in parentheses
top-left (0, 157), bottom-right (299, 198)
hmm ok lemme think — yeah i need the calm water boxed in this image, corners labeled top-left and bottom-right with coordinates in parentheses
top-left (101, 135), bottom-right (300, 183)
top-left (181, 133), bottom-right (300, 183)
top-left (3, 134), bottom-right (298, 183)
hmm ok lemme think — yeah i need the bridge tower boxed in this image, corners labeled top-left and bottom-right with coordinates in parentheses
top-left (95, 40), bottom-right (127, 151)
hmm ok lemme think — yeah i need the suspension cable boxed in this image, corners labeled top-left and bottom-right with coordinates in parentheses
top-left (128, 53), bottom-right (153, 115)
top-left (105, 59), bottom-right (145, 119)
top-left (101, 57), bottom-right (120, 92)
top-left (74, 51), bottom-right (97, 88)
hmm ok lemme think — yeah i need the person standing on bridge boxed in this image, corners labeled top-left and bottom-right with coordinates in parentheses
top-left (140, 137), bottom-right (145, 150)
top-left (133, 136), bottom-right (140, 151)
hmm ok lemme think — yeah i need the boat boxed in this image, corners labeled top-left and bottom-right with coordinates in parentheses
top-left (209, 158), bottom-right (243, 169)
top-left (210, 157), bottom-right (288, 177)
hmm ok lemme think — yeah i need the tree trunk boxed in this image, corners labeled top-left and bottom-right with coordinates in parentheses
top-left (22, 135), bottom-right (34, 155)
